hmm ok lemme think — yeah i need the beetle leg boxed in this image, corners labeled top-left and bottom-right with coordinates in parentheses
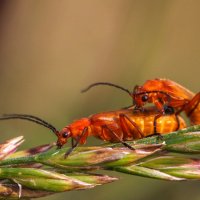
top-left (121, 105), bottom-right (134, 110)
top-left (71, 138), bottom-right (75, 147)
top-left (153, 114), bottom-right (164, 142)
top-left (154, 100), bottom-right (165, 114)
top-left (175, 114), bottom-right (180, 131)
top-left (102, 125), bottom-right (134, 150)
top-left (119, 113), bottom-right (144, 138)
top-left (175, 108), bottom-right (184, 115)
top-left (153, 114), bottom-right (162, 134)
top-left (64, 127), bottom-right (88, 158)
top-left (186, 92), bottom-right (200, 116)
top-left (133, 106), bottom-right (144, 112)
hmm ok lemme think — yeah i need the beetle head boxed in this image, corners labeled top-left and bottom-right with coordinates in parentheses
top-left (56, 127), bottom-right (72, 149)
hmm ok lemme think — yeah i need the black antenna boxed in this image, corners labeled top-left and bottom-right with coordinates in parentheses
top-left (81, 82), bottom-right (172, 107)
top-left (0, 114), bottom-right (59, 135)
top-left (81, 82), bottom-right (132, 96)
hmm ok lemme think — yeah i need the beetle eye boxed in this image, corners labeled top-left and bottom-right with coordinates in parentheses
top-left (141, 94), bottom-right (148, 102)
top-left (62, 132), bottom-right (68, 138)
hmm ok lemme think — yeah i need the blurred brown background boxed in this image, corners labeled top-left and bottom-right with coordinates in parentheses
top-left (0, 1), bottom-right (199, 200)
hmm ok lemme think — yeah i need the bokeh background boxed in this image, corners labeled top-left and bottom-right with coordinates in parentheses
top-left (0, 1), bottom-right (199, 200)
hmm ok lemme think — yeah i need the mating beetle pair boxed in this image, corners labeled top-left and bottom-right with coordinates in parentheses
top-left (0, 78), bottom-right (199, 157)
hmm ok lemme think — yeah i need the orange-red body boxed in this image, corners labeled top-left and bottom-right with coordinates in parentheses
top-left (133, 79), bottom-right (200, 125)
top-left (57, 107), bottom-right (186, 147)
